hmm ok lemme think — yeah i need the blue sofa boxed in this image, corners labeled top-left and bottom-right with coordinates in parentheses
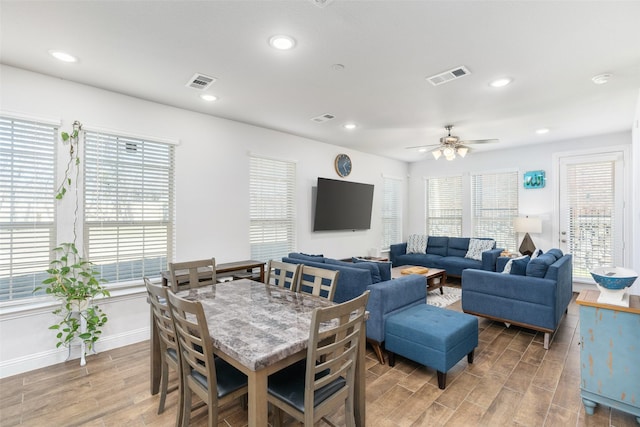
top-left (283, 252), bottom-right (427, 363)
top-left (390, 236), bottom-right (503, 277)
top-left (461, 249), bottom-right (573, 349)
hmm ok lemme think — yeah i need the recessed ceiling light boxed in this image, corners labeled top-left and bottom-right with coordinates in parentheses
top-left (591, 73), bottom-right (612, 85)
top-left (489, 77), bottom-right (512, 88)
top-left (269, 35), bottom-right (296, 50)
top-left (535, 128), bottom-right (550, 135)
top-left (48, 50), bottom-right (78, 63)
top-left (343, 123), bottom-right (357, 130)
top-left (200, 94), bottom-right (218, 102)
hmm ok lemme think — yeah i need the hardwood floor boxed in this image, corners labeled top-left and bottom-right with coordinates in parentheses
top-left (1, 291), bottom-right (638, 427)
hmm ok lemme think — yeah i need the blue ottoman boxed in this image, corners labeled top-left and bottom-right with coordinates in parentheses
top-left (385, 304), bottom-right (478, 389)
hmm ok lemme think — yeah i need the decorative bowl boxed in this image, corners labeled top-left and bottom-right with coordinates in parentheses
top-left (590, 267), bottom-right (638, 290)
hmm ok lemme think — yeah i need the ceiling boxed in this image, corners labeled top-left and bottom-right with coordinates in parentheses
top-left (1, 1), bottom-right (639, 162)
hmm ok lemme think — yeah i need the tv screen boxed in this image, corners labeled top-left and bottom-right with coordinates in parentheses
top-left (313, 177), bottom-right (374, 231)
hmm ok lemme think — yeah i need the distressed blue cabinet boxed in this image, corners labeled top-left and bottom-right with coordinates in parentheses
top-left (577, 290), bottom-right (640, 424)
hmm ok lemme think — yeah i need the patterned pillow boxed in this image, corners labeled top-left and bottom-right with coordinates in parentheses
top-left (406, 234), bottom-right (428, 254)
top-left (465, 238), bottom-right (495, 261)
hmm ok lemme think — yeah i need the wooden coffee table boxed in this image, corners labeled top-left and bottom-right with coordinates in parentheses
top-left (391, 265), bottom-right (447, 294)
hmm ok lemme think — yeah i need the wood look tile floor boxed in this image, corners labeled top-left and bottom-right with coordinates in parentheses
top-left (1, 289), bottom-right (638, 427)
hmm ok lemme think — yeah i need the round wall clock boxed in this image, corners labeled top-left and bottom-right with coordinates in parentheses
top-left (335, 153), bottom-right (352, 177)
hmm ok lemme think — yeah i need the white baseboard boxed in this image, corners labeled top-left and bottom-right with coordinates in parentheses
top-left (0, 327), bottom-right (150, 379)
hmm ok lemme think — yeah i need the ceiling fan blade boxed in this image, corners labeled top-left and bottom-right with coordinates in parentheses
top-left (459, 138), bottom-right (499, 144)
top-left (405, 143), bottom-right (440, 150)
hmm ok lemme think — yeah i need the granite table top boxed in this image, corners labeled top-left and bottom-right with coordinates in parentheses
top-left (176, 279), bottom-right (335, 371)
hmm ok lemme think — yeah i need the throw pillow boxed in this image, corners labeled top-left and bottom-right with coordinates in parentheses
top-left (465, 238), bottom-right (495, 261)
top-left (352, 258), bottom-right (392, 282)
top-left (510, 255), bottom-right (530, 276)
top-left (502, 258), bottom-right (515, 274)
top-left (406, 234), bottom-right (428, 254)
top-left (530, 248), bottom-right (543, 259)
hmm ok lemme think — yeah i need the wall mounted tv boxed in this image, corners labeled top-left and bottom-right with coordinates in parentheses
top-left (313, 177), bottom-right (374, 231)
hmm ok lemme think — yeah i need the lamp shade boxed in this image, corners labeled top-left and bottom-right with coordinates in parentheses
top-left (513, 216), bottom-right (542, 233)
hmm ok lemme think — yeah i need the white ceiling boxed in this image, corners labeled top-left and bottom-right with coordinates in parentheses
top-left (1, 0), bottom-right (639, 162)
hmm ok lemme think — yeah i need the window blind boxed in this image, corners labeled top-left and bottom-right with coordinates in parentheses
top-left (471, 171), bottom-right (518, 251)
top-left (0, 117), bottom-right (57, 301)
top-left (249, 155), bottom-right (296, 262)
top-left (381, 176), bottom-right (402, 250)
top-left (84, 131), bottom-right (175, 283)
top-left (565, 160), bottom-right (615, 278)
top-left (425, 175), bottom-right (462, 237)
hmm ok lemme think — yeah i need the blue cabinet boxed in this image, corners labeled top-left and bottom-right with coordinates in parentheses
top-left (577, 290), bottom-right (640, 424)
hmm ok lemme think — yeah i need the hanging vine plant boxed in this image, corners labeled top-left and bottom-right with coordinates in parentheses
top-left (35, 120), bottom-right (109, 364)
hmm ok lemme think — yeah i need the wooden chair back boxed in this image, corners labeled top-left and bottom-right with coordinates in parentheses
top-left (298, 265), bottom-right (339, 301)
top-left (168, 258), bottom-right (216, 292)
top-left (265, 260), bottom-right (302, 291)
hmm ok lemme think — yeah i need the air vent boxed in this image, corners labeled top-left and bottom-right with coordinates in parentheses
top-left (185, 73), bottom-right (217, 90)
top-left (426, 66), bottom-right (471, 86)
top-left (311, 113), bottom-right (336, 123)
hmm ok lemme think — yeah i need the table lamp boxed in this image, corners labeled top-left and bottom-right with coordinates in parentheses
top-left (514, 216), bottom-right (542, 256)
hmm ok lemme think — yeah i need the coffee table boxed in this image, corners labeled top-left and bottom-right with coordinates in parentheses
top-left (391, 265), bottom-right (446, 294)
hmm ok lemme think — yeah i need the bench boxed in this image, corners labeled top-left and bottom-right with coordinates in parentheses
top-left (385, 304), bottom-right (478, 389)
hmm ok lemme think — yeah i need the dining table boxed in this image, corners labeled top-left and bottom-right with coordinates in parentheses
top-left (149, 279), bottom-right (367, 426)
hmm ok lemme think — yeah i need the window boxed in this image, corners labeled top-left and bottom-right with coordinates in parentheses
top-left (425, 175), bottom-right (462, 237)
top-left (471, 171), bottom-right (518, 251)
top-left (249, 155), bottom-right (296, 262)
top-left (84, 131), bottom-right (175, 283)
top-left (0, 117), bottom-right (57, 301)
top-left (381, 176), bottom-right (402, 250)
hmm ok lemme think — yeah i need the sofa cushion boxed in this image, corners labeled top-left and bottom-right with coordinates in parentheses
top-left (546, 248), bottom-right (563, 261)
top-left (353, 258), bottom-right (392, 282)
top-left (447, 237), bottom-right (470, 258)
top-left (440, 256), bottom-right (482, 276)
top-left (407, 234), bottom-right (428, 254)
top-left (526, 253), bottom-right (556, 278)
top-left (426, 236), bottom-right (449, 256)
top-left (288, 252), bottom-right (325, 263)
top-left (325, 258), bottom-right (381, 283)
top-left (395, 253), bottom-right (443, 269)
top-left (465, 238), bottom-right (495, 261)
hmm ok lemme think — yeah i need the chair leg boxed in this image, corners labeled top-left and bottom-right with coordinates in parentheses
top-left (181, 386), bottom-right (192, 427)
top-left (437, 371), bottom-right (447, 390)
top-left (368, 339), bottom-right (385, 364)
top-left (158, 359), bottom-right (168, 413)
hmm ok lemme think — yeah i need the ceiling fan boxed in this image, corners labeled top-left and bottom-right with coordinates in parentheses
top-left (407, 125), bottom-right (499, 160)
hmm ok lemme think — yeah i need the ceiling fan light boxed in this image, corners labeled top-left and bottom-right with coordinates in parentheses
top-left (457, 146), bottom-right (468, 157)
top-left (431, 149), bottom-right (442, 160)
top-left (445, 153), bottom-right (456, 161)
top-left (443, 146), bottom-right (455, 157)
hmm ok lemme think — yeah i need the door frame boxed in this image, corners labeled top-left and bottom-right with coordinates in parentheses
top-left (552, 145), bottom-right (631, 285)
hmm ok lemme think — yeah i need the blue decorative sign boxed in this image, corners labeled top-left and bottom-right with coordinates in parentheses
top-left (523, 170), bottom-right (545, 189)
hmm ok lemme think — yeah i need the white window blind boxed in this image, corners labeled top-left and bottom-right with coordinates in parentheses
top-left (425, 175), bottom-right (462, 237)
top-left (471, 171), bottom-right (518, 251)
top-left (84, 131), bottom-right (175, 283)
top-left (0, 117), bottom-right (57, 301)
top-left (565, 161), bottom-right (615, 278)
top-left (249, 155), bottom-right (296, 262)
top-left (381, 176), bottom-right (402, 250)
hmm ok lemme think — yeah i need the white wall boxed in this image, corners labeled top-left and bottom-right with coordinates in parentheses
top-left (0, 65), bottom-right (408, 377)
top-left (631, 89), bottom-right (640, 294)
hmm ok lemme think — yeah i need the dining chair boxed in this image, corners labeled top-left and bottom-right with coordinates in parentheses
top-left (167, 291), bottom-right (248, 427)
top-left (267, 290), bottom-right (370, 427)
top-left (145, 278), bottom-right (183, 426)
top-left (168, 258), bottom-right (216, 292)
top-left (298, 265), bottom-right (340, 301)
top-left (265, 260), bottom-right (302, 291)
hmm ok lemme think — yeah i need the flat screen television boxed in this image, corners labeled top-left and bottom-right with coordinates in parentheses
top-left (313, 177), bottom-right (374, 231)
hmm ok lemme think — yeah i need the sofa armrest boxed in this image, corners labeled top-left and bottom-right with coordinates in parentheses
top-left (389, 243), bottom-right (407, 266)
top-left (482, 248), bottom-right (504, 271)
top-left (365, 275), bottom-right (426, 342)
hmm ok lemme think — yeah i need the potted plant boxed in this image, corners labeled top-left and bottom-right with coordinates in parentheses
top-left (35, 121), bottom-right (109, 365)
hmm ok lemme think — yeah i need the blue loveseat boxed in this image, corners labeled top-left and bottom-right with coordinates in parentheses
top-left (390, 236), bottom-right (503, 277)
top-left (283, 252), bottom-right (427, 363)
top-left (461, 249), bottom-right (573, 349)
